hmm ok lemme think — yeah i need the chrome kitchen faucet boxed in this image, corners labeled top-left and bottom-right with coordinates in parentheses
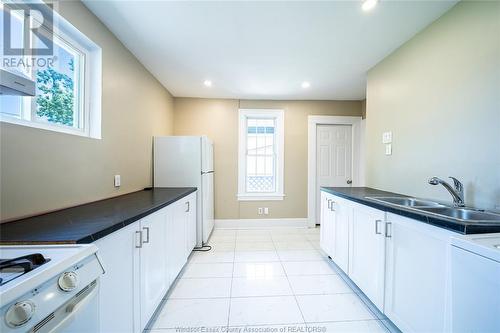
top-left (428, 176), bottom-right (465, 207)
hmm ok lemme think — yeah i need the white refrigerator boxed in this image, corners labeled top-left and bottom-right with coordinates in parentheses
top-left (154, 136), bottom-right (214, 246)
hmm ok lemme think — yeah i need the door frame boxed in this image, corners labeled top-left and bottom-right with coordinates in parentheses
top-left (307, 115), bottom-right (363, 228)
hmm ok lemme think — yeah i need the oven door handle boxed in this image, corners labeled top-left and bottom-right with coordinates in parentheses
top-left (64, 282), bottom-right (98, 314)
top-left (38, 280), bottom-right (99, 333)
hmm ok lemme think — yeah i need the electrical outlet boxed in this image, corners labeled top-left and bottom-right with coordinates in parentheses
top-left (385, 144), bottom-right (392, 155)
top-left (114, 175), bottom-right (121, 187)
top-left (258, 208), bottom-right (264, 215)
top-left (264, 207), bottom-right (269, 215)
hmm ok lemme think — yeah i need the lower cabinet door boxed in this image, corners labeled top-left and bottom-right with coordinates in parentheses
top-left (185, 192), bottom-right (197, 257)
top-left (332, 198), bottom-right (350, 273)
top-left (95, 222), bottom-right (141, 333)
top-left (140, 208), bottom-right (168, 330)
top-left (384, 213), bottom-right (452, 333)
top-left (165, 205), bottom-right (176, 286)
top-left (95, 197), bottom-right (197, 333)
top-left (189, 193), bottom-right (197, 250)
top-left (349, 203), bottom-right (386, 310)
top-left (173, 200), bottom-right (188, 278)
top-left (320, 192), bottom-right (335, 257)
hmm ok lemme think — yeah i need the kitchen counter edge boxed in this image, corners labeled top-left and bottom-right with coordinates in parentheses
top-left (0, 187), bottom-right (197, 245)
top-left (321, 187), bottom-right (500, 235)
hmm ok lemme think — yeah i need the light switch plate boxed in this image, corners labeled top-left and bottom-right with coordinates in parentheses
top-left (385, 144), bottom-right (392, 155)
top-left (382, 131), bottom-right (393, 144)
top-left (264, 207), bottom-right (269, 215)
top-left (114, 175), bottom-right (121, 187)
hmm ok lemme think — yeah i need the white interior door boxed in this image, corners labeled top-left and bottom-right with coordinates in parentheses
top-left (316, 124), bottom-right (352, 225)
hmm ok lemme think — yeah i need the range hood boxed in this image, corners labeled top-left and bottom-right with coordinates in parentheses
top-left (0, 68), bottom-right (36, 96)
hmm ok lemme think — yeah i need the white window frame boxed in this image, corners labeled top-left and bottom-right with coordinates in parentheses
top-left (0, 0), bottom-right (102, 139)
top-left (237, 109), bottom-right (285, 201)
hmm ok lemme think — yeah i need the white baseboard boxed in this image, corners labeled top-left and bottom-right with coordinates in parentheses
top-left (214, 218), bottom-right (308, 229)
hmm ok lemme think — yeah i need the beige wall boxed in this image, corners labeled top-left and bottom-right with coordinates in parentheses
top-left (0, 1), bottom-right (174, 220)
top-left (174, 98), bottom-right (362, 219)
top-left (366, 1), bottom-right (500, 210)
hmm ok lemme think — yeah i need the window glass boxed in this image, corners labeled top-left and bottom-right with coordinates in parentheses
top-left (0, 97), bottom-right (22, 118)
top-left (31, 28), bottom-right (83, 128)
top-left (246, 117), bottom-right (276, 193)
top-left (0, 3), bottom-right (101, 139)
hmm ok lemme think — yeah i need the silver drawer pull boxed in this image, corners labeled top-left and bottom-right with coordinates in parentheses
top-left (143, 227), bottom-right (150, 243)
top-left (135, 230), bottom-right (143, 248)
top-left (385, 222), bottom-right (392, 238)
top-left (375, 219), bottom-right (382, 234)
top-left (186, 201), bottom-right (190, 212)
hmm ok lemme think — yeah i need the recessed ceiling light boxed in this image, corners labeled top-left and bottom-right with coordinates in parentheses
top-left (203, 80), bottom-right (212, 87)
top-left (301, 81), bottom-right (311, 89)
top-left (362, 0), bottom-right (378, 12)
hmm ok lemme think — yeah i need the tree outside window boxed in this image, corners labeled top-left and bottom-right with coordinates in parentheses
top-left (35, 58), bottom-right (75, 126)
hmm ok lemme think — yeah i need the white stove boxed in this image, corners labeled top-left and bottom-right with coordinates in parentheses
top-left (0, 245), bottom-right (104, 333)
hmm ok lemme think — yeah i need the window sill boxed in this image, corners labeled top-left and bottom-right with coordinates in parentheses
top-left (0, 115), bottom-right (101, 139)
top-left (237, 193), bottom-right (285, 201)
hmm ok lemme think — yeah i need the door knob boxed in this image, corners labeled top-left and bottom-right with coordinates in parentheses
top-left (346, 179), bottom-right (352, 184)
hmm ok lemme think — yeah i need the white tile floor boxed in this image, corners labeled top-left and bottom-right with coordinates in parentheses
top-left (148, 227), bottom-right (392, 333)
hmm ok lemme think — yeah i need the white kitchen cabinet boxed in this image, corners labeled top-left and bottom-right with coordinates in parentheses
top-left (166, 202), bottom-right (183, 284)
top-left (185, 192), bottom-right (197, 257)
top-left (96, 192), bottom-right (198, 333)
top-left (139, 208), bottom-right (169, 330)
top-left (171, 199), bottom-right (188, 277)
top-left (319, 190), bottom-right (487, 333)
top-left (95, 222), bottom-right (141, 333)
top-left (320, 191), bottom-right (335, 257)
top-left (166, 194), bottom-right (196, 285)
top-left (319, 192), bottom-right (351, 273)
top-left (164, 205), bottom-right (176, 288)
top-left (165, 192), bottom-right (197, 285)
top-left (384, 213), bottom-right (453, 333)
top-left (348, 203), bottom-right (386, 310)
top-left (331, 196), bottom-right (350, 273)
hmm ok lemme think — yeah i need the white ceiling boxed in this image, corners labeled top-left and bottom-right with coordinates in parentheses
top-left (83, 0), bottom-right (457, 100)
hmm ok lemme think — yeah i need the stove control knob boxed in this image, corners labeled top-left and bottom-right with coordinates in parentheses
top-left (5, 300), bottom-right (36, 327)
top-left (58, 271), bottom-right (78, 292)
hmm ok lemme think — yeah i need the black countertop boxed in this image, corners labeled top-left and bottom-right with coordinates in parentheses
top-left (321, 187), bottom-right (500, 234)
top-left (0, 187), bottom-right (197, 244)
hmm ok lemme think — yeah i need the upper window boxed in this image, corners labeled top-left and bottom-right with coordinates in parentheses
top-left (238, 109), bottom-right (284, 201)
top-left (0, 1), bottom-right (102, 138)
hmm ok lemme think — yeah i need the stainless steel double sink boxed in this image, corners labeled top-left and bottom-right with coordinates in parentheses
top-left (366, 196), bottom-right (500, 223)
